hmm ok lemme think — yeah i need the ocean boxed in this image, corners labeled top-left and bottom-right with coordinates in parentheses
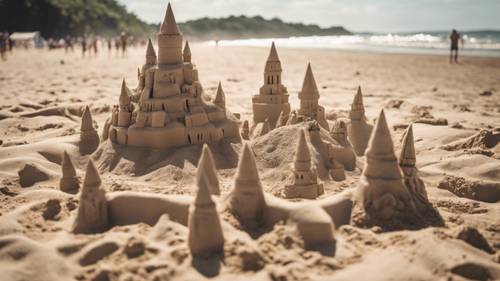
top-left (204, 30), bottom-right (500, 57)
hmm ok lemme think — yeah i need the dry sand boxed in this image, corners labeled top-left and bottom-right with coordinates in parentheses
top-left (0, 45), bottom-right (499, 280)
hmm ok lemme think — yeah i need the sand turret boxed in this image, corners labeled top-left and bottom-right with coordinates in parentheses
top-left (285, 130), bottom-right (324, 199)
top-left (357, 109), bottom-right (413, 221)
top-left (330, 120), bottom-right (349, 146)
top-left (241, 120), bottom-right (250, 140)
top-left (157, 3), bottom-right (183, 65)
top-left (196, 145), bottom-right (220, 195)
top-left (275, 111), bottom-right (287, 128)
top-left (214, 82), bottom-right (225, 109)
top-left (229, 143), bottom-right (265, 224)
top-left (80, 105), bottom-right (100, 155)
top-left (145, 38), bottom-right (157, 65)
top-left (183, 41), bottom-right (191, 63)
top-left (260, 118), bottom-right (270, 136)
top-left (348, 86), bottom-right (373, 156)
top-left (108, 2), bottom-right (239, 149)
top-left (73, 159), bottom-right (108, 234)
top-left (188, 145), bottom-right (224, 256)
top-left (59, 151), bottom-right (79, 194)
top-left (252, 42), bottom-right (290, 124)
top-left (297, 63), bottom-right (329, 130)
top-left (399, 124), bottom-right (428, 208)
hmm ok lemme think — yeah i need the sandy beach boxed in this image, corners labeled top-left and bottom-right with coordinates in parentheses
top-left (0, 45), bottom-right (499, 280)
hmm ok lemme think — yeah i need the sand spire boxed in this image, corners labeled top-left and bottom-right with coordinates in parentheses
top-left (214, 82), bottom-right (225, 109)
top-left (80, 105), bottom-right (100, 155)
top-left (299, 63), bottom-right (319, 100)
top-left (347, 86), bottom-right (373, 156)
top-left (196, 145), bottom-right (221, 196)
top-left (358, 109), bottom-right (413, 221)
top-left (260, 118), bottom-right (270, 136)
top-left (119, 78), bottom-right (130, 107)
top-left (146, 38), bottom-right (157, 62)
top-left (294, 129), bottom-right (311, 171)
top-left (351, 86), bottom-right (365, 114)
top-left (60, 151), bottom-right (79, 194)
top-left (81, 106), bottom-right (94, 132)
top-left (399, 124), bottom-right (416, 168)
top-left (241, 120), bottom-right (250, 140)
top-left (230, 143), bottom-right (265, 223)
top-left (275, 111), bottom-right (286, 128)
top-left (73, 159), bottom-right (108, 234)
top-left (267, 41), bottom-right (280, 62)
top-left (188, 146), bottom-right (224, 256)
top-left (183, 40), bottom-right (191, 63)
top-left (160, 3), bottom-right (181, 35)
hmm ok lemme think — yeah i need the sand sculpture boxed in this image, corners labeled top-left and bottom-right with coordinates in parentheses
top-left (348, 86), bottom-right (373, 156)
top-left (275, 110), bottom-right (287, 128)
top-left (240, 120), bottom-right (250, 140)
top-left (260, 118), bottom-right (271, 136)
top-left (252, 42), bottom-right (290, 124)
top-left (188, 145), bottom-right (224, 256)
top-left (284, 129), bottom-right (324, 199)
top-left (108, 3), bottom-right (239, 149)
top-left (73, 159), bottom-right (108, 234)
top-left (59, 151), bottom-right (79, 194)
top-left (228, 143), bottom-right (266, 226)
top-left (197, 144), bottom-right (220, 195)
top-left (71, 142), bottom-right (353, 252)
top-left (80, 105), bottom-right (100, 155)
top-left (399, 124), bottom-right (429, 210)
top-left (296, 63), bottom-right (330, 130)
top-left (307, 121), bottom-right (353, 178)
top-left (357, 109), bottom-right (416, 221)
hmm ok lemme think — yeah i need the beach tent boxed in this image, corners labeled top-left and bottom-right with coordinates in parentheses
top-left (9, 32), bottom-right (45, 48)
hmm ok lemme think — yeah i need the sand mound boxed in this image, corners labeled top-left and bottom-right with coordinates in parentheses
top-left (437, 175), bottom-right (500, 203)
top-left (442, 129), bottom-right (500, 151)
top-left (17, 163), bottom-right (53, 187)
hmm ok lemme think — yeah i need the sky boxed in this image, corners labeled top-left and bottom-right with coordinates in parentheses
top-left (117, 0), bottom-right (500, 33)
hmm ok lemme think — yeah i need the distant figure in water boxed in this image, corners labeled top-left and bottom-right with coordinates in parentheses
top-left (449, 29), bottom-right (461, 63)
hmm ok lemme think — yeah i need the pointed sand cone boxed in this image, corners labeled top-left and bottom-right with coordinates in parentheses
top-left (81, 106), bottom-right (94, 132)
top-left (73, 159), bottom-right (108, 234)
top-left (230, 143), bottom-right (265, 223)
top-left (260, 118), bottom-right (270, 136)
top-left (60, 151), bottom-right (79, 194)
top-left (241, 120), bottom-right (250, 140)
top-left (351, 86), bottom-right (365, 113)
top-left (160, 3), bottom-right (181, 35)
top-left (119, 78), bottom-right (130, 107)
top-left (399, 124), bottom-right (428, 203)
top-left (80, 106), bottom-right (100, 155)
top-left (189, 150), bottom-right (224, 256)
top-left (196, 145), bottom-right (220, 196)
top-left (358, 109), bottom-right (412, 221)
top-left (145, 38), bottom-right (157, 64)
top-left (299, 63), bottom-right (319, 100)
top-left (294, 130), bottom-right (311, 171)
top-left (399, 124), bottom-right (416, 168)
top-left (348, 86), bottom-right (373, 156)
top-left (276, 111), bottom-right (286, 128)
top-left (183, 41), bottom-right (191, 63)
top-left (267, 42), bottom-right (280, 62)
top-left (214, 82), bottom-right (225, 109)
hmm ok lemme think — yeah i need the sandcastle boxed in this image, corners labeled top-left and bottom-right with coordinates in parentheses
top-left (284, 129), bottom-right (324, 199)
top-left (348, 86), bottom-right (373, 156)
top-left (188, 145), bottom-right (224, 256)
top-left (252, 42), bottom-right (290, 124)
top-left (296, 63), bottom-right (329, 130)
top-left (399, 124), bottom-right (429, 211)
top-left (357, 109), bottom-right (416, 221)
top-left (80, 105), bottom-right (100, 155)
top-left (70, 142), bottom-right (353, 255)
top-left (108, 3), bottom-right (239, 149)
top-left (59, 151), bottom-right (79, 194)
top-left (73, 159), bottom-right (108, 234)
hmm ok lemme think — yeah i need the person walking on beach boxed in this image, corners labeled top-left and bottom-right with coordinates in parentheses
top-left (0, 32), bottom-right (8, 61)
top-left (81, 36), bottom-right (88, 57)
top-left (449, 29), bottom-right (461, 63)
top-left (120, 31), bottom-right (128, 56)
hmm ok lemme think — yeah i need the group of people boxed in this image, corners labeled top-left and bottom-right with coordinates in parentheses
top-left (0, 32), bottom-right (14, 60)
top-left (61, 31), bottom-right (130, 58)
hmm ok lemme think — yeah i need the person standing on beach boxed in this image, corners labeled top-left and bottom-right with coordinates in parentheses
top-left (81, 36), bottom-right (88, 57)
top-left (120, 31), bottom-right (128, 56)
top-left (449, 29), bottom-right (461, 63)
top-left (0, 32), bottom-right (8, 61)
